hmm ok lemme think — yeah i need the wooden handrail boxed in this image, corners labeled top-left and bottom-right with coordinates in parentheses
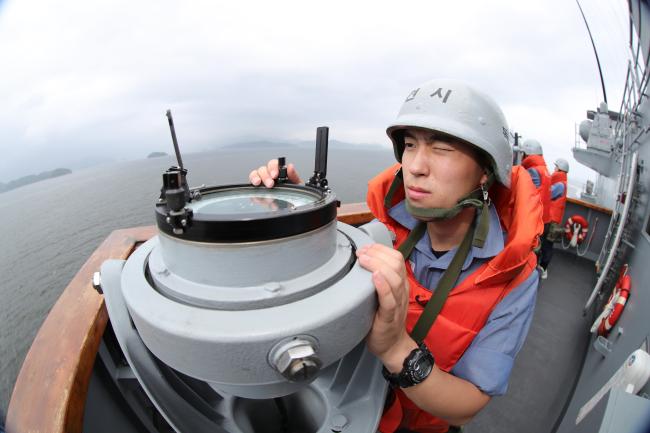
top-left (5, 204), bottom-right (373, 433)
top-left (6, 226), bottom-right (156, 433)
top-left (336, 202), bottom-right (374, 225)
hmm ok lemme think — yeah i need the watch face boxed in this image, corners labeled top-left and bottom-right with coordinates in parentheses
top-left (409, 351), bottom-right (434, 382)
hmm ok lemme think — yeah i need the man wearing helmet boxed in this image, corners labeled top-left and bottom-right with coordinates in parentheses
top-left (520, 139), bottom-right (552, 215)
top-left (250, 79), bottom-right (543, 433)
top-left (539, 158), bottom-right (570, 279)
top-left (520, 139), bottom-right (552, 253)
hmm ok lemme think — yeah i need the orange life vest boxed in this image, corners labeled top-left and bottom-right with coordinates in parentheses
top-left (549, 171), bottom-right (568, 224)
top-left (366, 164), bottom-right (543, 433)
top-left (522, 155), bottom-right (552, 224)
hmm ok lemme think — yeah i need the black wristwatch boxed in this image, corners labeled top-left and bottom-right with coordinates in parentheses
top-left (381, 341), bottom-right (435, 388)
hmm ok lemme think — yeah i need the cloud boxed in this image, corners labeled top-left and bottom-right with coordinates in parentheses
top-left (0, 0), bottom-right (631, 184)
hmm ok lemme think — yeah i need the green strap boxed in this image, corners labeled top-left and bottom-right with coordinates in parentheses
top-left (397, 203), bottom-right (490, 258)
top-left (397, 221), bottom-right (427, 259)
top-left (405, 194), bottom-right (483, 220)
top-left (473, 202), bottom-right (490, 248)
top-left (405, 197), bottom-right (491, 248)
top-left (383, 168), bottom-right (403, 209)
top-left (410, 219), bottom-right (476, 344)
top-left (473, 172), bottom-right (495, 248)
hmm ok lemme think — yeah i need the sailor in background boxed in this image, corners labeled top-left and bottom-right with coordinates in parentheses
top-left (519, 139), bottom-right (552, 273)
top-left (250, 79), bottom-right (543, 433)
top-left (538, 158), bottom-right (570, 279)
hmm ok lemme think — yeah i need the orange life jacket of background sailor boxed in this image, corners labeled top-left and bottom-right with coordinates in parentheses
top-left (366, 164), bottom-right (543, 433)
top-left (522, 154), bottom-right (552, 224)
top-left (549, 171), bottom-right (568, 224)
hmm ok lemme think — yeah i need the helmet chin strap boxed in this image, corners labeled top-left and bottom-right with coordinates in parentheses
top-left (384, 169), bottom-right (494, 257)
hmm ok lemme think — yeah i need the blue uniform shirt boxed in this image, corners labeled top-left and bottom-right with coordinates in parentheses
top-left (551, 182), bottom-right (565, 200)
top-left (527, 168), bottom-right (541, 188)
top-left (388, 201), bottom-right (538, 396)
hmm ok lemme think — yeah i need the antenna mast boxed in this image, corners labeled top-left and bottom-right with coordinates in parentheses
top-left (575, 0), bottom-right (608, 104)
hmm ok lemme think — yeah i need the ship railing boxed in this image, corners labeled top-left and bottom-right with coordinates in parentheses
top-left (587, 26), bottom-right (646, 312)
top-left (612, 10), bottom-right (649, 150)
top-left (585, 151), bottom-right (639, 313)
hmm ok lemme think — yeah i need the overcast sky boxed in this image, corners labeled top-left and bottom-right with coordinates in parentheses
top-left (0, 0), bottom-right (632, 184)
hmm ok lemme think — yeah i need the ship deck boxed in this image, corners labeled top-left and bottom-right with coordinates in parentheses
top-left (466, 249), bottom-right (597, 433)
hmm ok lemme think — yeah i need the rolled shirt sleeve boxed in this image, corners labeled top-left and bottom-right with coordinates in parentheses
top-left (551, 182), bottom-right (565, 200)
top-left (451, 270), bottom-right (539, 396)
top-left (527, 168), bottom-right (541, 188)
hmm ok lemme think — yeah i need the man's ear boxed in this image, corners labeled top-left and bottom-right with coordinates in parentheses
top-left (480, 171), bottom-right (488, 186)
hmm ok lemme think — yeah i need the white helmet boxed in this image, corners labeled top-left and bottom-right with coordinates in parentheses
top-left (386, 79), bottom-right (512, 187)
top-left (521, 139), bottom-right (543, 155)
top-left (555, 158), bottom-right (569, 172)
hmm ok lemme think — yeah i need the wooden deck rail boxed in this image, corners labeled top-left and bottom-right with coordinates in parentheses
top-left (5, 204), bottom-right (373, 433)
top-left (6, 226), bottom-right (157, 433)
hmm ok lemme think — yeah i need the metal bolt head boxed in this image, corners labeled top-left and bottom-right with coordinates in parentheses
top-left (272, 339), bottom-right (322, 382)
top-left (287, 357), bottom-right (321, 382)
top-left (330, 414), bottom-right (348, 432)
top-left (92, 272), bottom-right (103, 294)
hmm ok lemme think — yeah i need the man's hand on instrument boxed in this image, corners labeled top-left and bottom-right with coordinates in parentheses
top-left (356, 243), bottom-right (414, 363)
top-left (248, 159), bottom-right (302, 188)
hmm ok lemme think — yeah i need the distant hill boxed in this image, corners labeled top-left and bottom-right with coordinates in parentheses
top-left (147, 152), bottom-right (169, 158)
top-left (0, 168), bottom-right (72, 194)
top-left (221, 140), bottom-right (300, 150)
top-left (222, 139), bottom-right (383, 150)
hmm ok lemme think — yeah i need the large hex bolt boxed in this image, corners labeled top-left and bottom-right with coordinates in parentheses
top-left (269, 337), bottom-right (323, 382)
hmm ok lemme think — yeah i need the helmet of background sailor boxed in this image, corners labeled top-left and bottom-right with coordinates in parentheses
top-left (554, 158), bottom-right (569, 173)
top-left (386, 79), bottom-right (512, 188)
top-left (521, 139), bottom-right (543, 155)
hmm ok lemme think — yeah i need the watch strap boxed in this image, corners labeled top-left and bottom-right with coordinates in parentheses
top-left (381, 342), bottom-right (434, 388)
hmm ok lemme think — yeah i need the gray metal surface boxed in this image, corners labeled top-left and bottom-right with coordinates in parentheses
top-left (101, 259), bottom-right (229, 433)
top-left (574, 103), bottom-right (619, 177)
top-left (156, 221), bottom-right (337, 288)
top-left (359, 220), bottom-right (394, 248)
top-left (97, 218), bottom-right (391, 432)
top-left (99, 254), bottom-right (389, 433)
top-left (120, 222), bottom-right (379, 398)
top-left (150, 224), bottom-right (354, 310)
top-left (597, 389), bottom-right (650, 433)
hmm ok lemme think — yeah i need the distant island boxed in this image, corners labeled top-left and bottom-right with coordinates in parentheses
top-left (0, 168), bottom-right (72, 194)
top-left (147, 152), bottom-right (169, 158)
